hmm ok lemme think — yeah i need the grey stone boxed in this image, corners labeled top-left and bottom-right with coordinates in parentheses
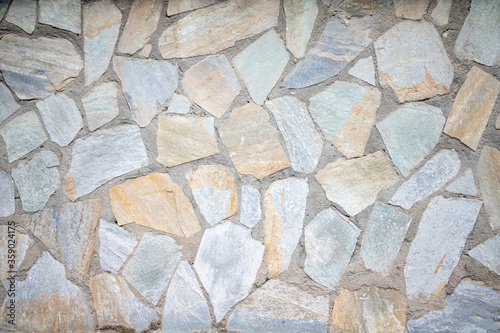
top-left (455, 0), bottom-right (500, 66)
top-left (266, 96), bottom-right (323, 173)
top-left (0, 82), bottom-right (20, 126)
top-left (394, 0), bottom-right (430, 20)
top-left (167, 0), bottom-right (219, 16)
top-left (361, 203), bottom-right (412, 276)
top-left (497, 114), bottom-right (500, 129)
top-left (304, 208), bottom-right (360, 289)
top-left (168, 94), bottom-right (190, 114)
top-left (348, 56), bottom-right (375, 86)
top-left (194, 221), bottom-right (264, 322)
top-left (0, 172), bottom-right (15, 217)
top-left (0, 227), bottom-right (32, 287)
top-left (390, 150), bottom-right (461, 210)
top-left (283, 0), bottom-right (318, 59)
top-left (162, 261), bottom-right (212, 333)
top-left (476, 146), bottom-right (500, 229)
top-left (431, 0), bottom-right (452, 26)
top-left (38, 0), bottom-right (81, 33)
top-left (82, 82), bottom-right (120, 131)
top-left (0, 0), bottom-right (8, 21)
top-left (240, 185), bottom-right (261, 228)
top-left (122, 233), bottom-right (182, 305)
top-left (227, 279), bottom-right (330, 333)
top-left (282, 17), bottom-right (374, 89)
top-left (405, 196), bottom-right (482, 300)
top-left (11, 151), bottom-right (60, 213)
top-left (63, 124), bottom-right (149, 201)
top-left (5, 0), bottom-right (37, 34)
top-left (469, 235), bottom-right (500, 276)
top-left (98, 219), bottom-right (137, 274)
top-left (446, 168), bottom-right (477, 196)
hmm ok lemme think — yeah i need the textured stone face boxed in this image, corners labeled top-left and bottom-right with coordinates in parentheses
top-left (283, 0), bottom-right (318, 59)
top-left (240, 185), bottom-right (261, 228)
top-left (38, 0), bottom-right (81, 33)
top-left (4, 0), bottom-right (37, 34)
top-left (167, 0), bottom-right (218, 16)
top-left (0, 82), bottom-right (20, 126)
top-left (394, 0), bottom-right (430, 20)
top-left (348, 56), bottom-right (376, 86)
top-left (476, 146), bottom-right (500, 229)
top-left (431, 0), bottom-right (452, 26)
top-left (469, 235), bottom-right (500, 276)
top-left (0, 172), bottom-right (15, 217)
top-left (0, 1), bottom-right (9, 21)
top-left (227, 280), bottom-right (330, 333)
top-left (168, 94), bottom-right (190, 114)
top-left (446, 168), bottom-right (477, 196)
top-left (0, 227), bottom-right (32, 287)
top-left (98, 220), bottom-right (137, 274)
top-left (81, 82), bottom-right (120, 131)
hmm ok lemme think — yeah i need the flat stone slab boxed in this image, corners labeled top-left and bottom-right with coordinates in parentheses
top-left (98, 219), bottom-right (138, 273)
top-left (240, 185), bottom-right (261, 228)
top-left (81, 82), bottom-right (120, 131)
top-left (194, 221), bottom-right (264, 322)
top-left (476, 146), bottom-right (500, 229)
top-left (394, 0), bottom-right (430, 20)
top-left (5, 0), bottom-right (37, 34)
top-left (38, 0), bottom-right (81, 33)
top-left (431, 0), bottom-right (452, 26)
top-left (469, 235), bottom-right (500, 276)
top-left (0, 227), bottom-right (32, 288)
top-left (168, 94), bottom-right (190, 114)
top-left (348, 56), bottom-right (376, 86)
top-left (374, 21), bottom-right (453, 103)
top-left (405, 196), bottom-right (482, 300)
top-left (227, 279), bottom-right (330, 333)
top-left (167, 0), bottom-right (218, 15)
top-left (0, 82), bottom-right (20, 126)
top-left (446, 168), bottom-right (477, 196)
top-left (0, 172), bottom-right (15, 217)
top-left (283, 0), bottom-right (318, 59)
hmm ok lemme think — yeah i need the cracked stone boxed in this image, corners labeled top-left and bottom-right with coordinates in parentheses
top-left (240, 185), bottom-right (261, 228)
top-left (81, 82), bottom-right (120, 131)
top-left (446, 168), bottom-right (477, 196)
top-left (5, 0), bottom-right (37, 34)
top-left (167, 0), bottom-right (218, 16)
top-left (0, 82), bottom-right (20, 126)
top-left (98, 219), bottom-right (138, 274)
top-left (348, 56), bottom-right (376, 86)
top-left (476, 146), bottom-right (500, 229)
top-left (0, 172), bottom-right (15, 217)
top-left (38, 0), bottom-right (81, 33)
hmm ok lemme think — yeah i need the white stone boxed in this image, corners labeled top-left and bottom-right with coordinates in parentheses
top-left (240, 185), bottom-right (261, 228)
top-left (5, 0), bottom-right (37, 34)
top-left (168, 94), bottom-right (190, 114)
top-left (0, 172), bottom-right (15, 217)
top-left (38, 0), bottom-right (81, 33)
top-left (348, 56), bottom-right (376, 86)
top-left (0, 82), bottom-right (20, 126)
top-left (98, 219), bottom-right (137, 274)
top-left (469, 235), bottom-right (500, 276)
top-left (431, 0), bottom-right (452, 26)
top-left (446, 168), bottom-right (477, 196)
top-left (81, 82), bottom-right (120, 131)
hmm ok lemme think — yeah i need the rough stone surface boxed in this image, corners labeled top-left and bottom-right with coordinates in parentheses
top-left (431, 0), bottom-right (452, 26)
top-left (0, 227), bottom-right (32, 287)
top-left (476, 146), bottom-right (500, 229)
top-left (394, 0), bottom-right (430, 20)
top-left (98, 219), bottom-right (138, 274)
top-left (405, 196), bottom-right (482, 300)
top-left (283, 0), bottom-right (318, 59)
top-left (4, 0), bottom-right (36, 34)
top-left (38, 0), bottom-right (81, 33)
top-left (497, 114), bottom-right (500, 129)
top-left (0, 1), bottom-right (8, 21)
top-left (446, 168), bottom-right (477, 196)
top-left (168, 93), bottom-right (190, 114)
top-left (167, 0), bottom-right (218, 16)
top-left (81, 82), bottom-right (120, 131)
top-left (240, 185), bottom-right (261, 228)
top-left (0, 172), bottom-right (15, 217)
top-left (0, 82), bottom-right (20, 126)
top-left (140, 44), bottom-right (152, 58)
top-left (348, 56), bottom-right (376, 86)
top-left (469, 235), bottom-right (500, 276)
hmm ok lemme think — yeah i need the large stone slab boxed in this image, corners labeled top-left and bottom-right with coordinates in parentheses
top-left (304, 208), bottom-right (360, 289)
top-left (233, 30), bottom-right (289, 105)
top-left (309, 81), bottom-right (381, 159)
top-left (374, 21), bottom-right (453, 103)
top-left (0, 172), bottom-right (15, 217)
top-left (283, 0), bottom-right (318, 59)
top-left (110, 173), bottom-right (201, 237)
top-left (194, 221), bottom-right (264, 322)
top-left (446, 168), bottom-right (477, 196)
top-left (98, 219), bottom-right (138, 273)
top-left (167, 0), bottom-right (218, 16)
top-left (469, 235), bottom-right (500, 276)
top-left (405, 196), bottom-right (482, 300)
top-left (158, 0), bottom-right (279, 59)
top-left (431, 0), bottom-right (452, 26)
top-left (394, 0), bottom-right (430, 20)
top-left (114, 56), bottom-right (178, 127)
top-left (476, 146), bottom-right (500, 229)
top-left (0, 82), bottom-right (20, 126)
top-left (39, 0), bottom-right (81, 33)
top-left (0, 34), bottom-right (82, 100)
top-left (315, 152), bottom-right (399, 216)
top-left (4, 0), bottom-right (37, 34)
top-left (376, 103), bottom-right (445, 177)
top-left (282, 17), bottom-right (374, 89)
top-left (0, 227), bottom-right (32, 287)
top-left (64, 124), bottom-right (149, 201)
top-left (348, 56), bottom-right (376, 86)
top-left (240, 185), bottom-right (261, 228)
top-left (81, 82), bottom-right (120, 131)
top-left (227, 279), bottom-right (330, 333)
top-left (219, 103), bottom-right (290, 179)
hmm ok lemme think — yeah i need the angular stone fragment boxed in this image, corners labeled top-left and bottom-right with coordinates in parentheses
top-left (394, 0), bottom-right (430, 20)
top-left (167, 0), bottom-right (218, 15)
top-left (0, 227), bottom-right (32, 287)
top-left (123, 233), bottom-right (182, 305)
top-left (0, 82), bottom-right (20, 126)
top-left (264, 178), bottom-right (308, 277)
top-left (140, 44), bottom-right (152, 58)
top-left (405, 196), bottom-right (482, 300)
top-left (431, 0), bottom-right (452, 26)
top-left (183, 55), bottom-right (240, 118)
top-left (114, 56), bottom-right (178, 127)
top-left (469, 235), bottom-right (500, 276)
top-left (0, 34), bottom-right (83, 100)
top-left (0, 172), bottom-right (15, 217)
top-left (90, 273), bottom-right (158, 331)
top-left (233, 30), bottom-right (289, 105)
top-left (309, 81), bottom-right (381, 159)
top-left (194, 221), bottom-right (264, 322)
top-left (446, 168), bottom-right (477, 196)
top-left (284, 0), bottom-right (318, 59)
top-left (374, 21), bottom-right (453, 103)
top-left (64, 124), bottom-right (149, 201)
top-left (476, 146), bottom-right (500, 229)
top-left (220, 103), bottom-right (290, 179)
top-left (81, 82), bottom-right (120, 131)
top-left (315, 152), bottom-right (399, 216)
top-left (110, 173), bottom-right (201, 237)
top-left (240, 185), bottom-right (261, 228)
top-left (390, 150), bottom-right (461, 210)
top-left (282, 17), bottom-right (375, 89)
top-left (443, 67), bottom-right (500, 150)
top-left (332, 287), bottom-right (407, 333)
top-left (5, 0), bottom-right (37, 34)
top-left (168, 94), bottom-right (190, 114)
top-left (361, 203), bottom-right (412, 276)
top-left (98, 219), bottom-right (138, 273)
top-left (377, 103), bottom-right (445, 177)
top-left (157, 114), bottom-right (219, 167)
top-left (304, 208), bottom-right (360, 289)
top-left (348, 56), bottom-right (375, 86)
top-left (26, 200), bottom-right (101, 280)
top-left (39, 0), bottom-right (81, 33)
top-left (227, 279), bottom-right (330, 333)
top-left (158, 0), bottom-right (279, 59)
top-left (162, 261), bottom-right (212, 333)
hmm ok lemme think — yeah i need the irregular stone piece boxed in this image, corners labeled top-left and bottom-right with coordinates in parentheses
top-left (0, 227), bottom-right (32, 287)
top-left (0, 172), bottom-right (14, 217)
top-left (183, 55), bottom-right (240, 118)
top-left (390, 150), bottom-right (461, 210)
top-left (394, 0), bottom-right (430, 20)
top-left (157, 114), bottom-right (219, 167)
top-left (240, 185), bottom-right (261, 228)
top-left (227, 279), bottom-right (329, 333)
top-left (361, 203), bottom-right (412, 276)
top-left (376, 103), bottom-right (445, 177)
top-left (98, 219), bottom-right (138, 273)
top-left (283, 0), bottom-right (318, 59)
top-left (431, 0), bottom-right (452, 26)
top-left (83, 0), bottom-right (122, 86)
top-left (26, 200), bottom-right (101, 280)
top-left (233, 30), bottom-right (289, 105)
top-left (476, 146), bottom-right (500, 229)
top-left (332, 287), bottom-right (407, 333)
top-left (446, 168), bottom-right (477, 196)
top-left (469, 235), bottom-right (500, 276)
top-left (159, 0), bottom-right (279, 59)
top-left (39, 0), bottom-right (81, 33)
top-left (36, 93), bottom-right (82, 146)
top-left (110, 173), bottom-right (201, 237)
top-left (162, 261), bottom-right (212, 333)
top-left (0, 82), bottom-right (20, 126)
top-left (194, 221), bottom-right (264, 322)
top-left (5, 0), bottom-right (37, 34)
top-left (282, 17), bottom-right (375, 89)
top-left (315, 152), bottom-right (399, 216)
top-left (123, 233), bottom-right (182, 305)
top-left (264, 178), bottom-right (308, 277)
top-left (407, 282), bottom-right (500, 332)
top-left (220, 103), bottom-right (290, 179)
top-left (348, 56), bottom-right (376, 86)
top-left (167, 0), bottom-right (218, 15)
top-left (168, 94), bottom-right (190, 114)
top-left (0, 34), bottom-right (83, 100)
top-left (443, 67), bottom-right (500, 150)
top-left (309, 81), bottom-right (381, 159)
top-left (304, 208), bottom-right (360, 289)
top-left (114, 56), bottom-right (178, 127)
top-left (64, 124), bottom-right (149, 201)
top-left (81, 82), bottom-right (120, 131)
top-left (140, 44), bottom-right (152, 58)
top-left (405, 196), bottom-right (482, 300)
top-left (374, 21), bottom-right (453, 103)
top-left (90, 273), bottom-right (158, 331)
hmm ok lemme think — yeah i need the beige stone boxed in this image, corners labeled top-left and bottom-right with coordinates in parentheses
top-left (109, 173), bottom-right (201, 237)
top-left (394, 0), bottom-right (430, 20)
top-left (219, 103), bottom-right (290, 179)
top-left (443, 67), bottom-right (500, 150)
top-left (167, 0), bottom-right (218, 16)
top-left (477, 146), bottom-right (500, 230)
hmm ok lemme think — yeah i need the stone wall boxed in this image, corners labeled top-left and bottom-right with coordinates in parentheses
top-left (0, 0), bottom-right (499, 332)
